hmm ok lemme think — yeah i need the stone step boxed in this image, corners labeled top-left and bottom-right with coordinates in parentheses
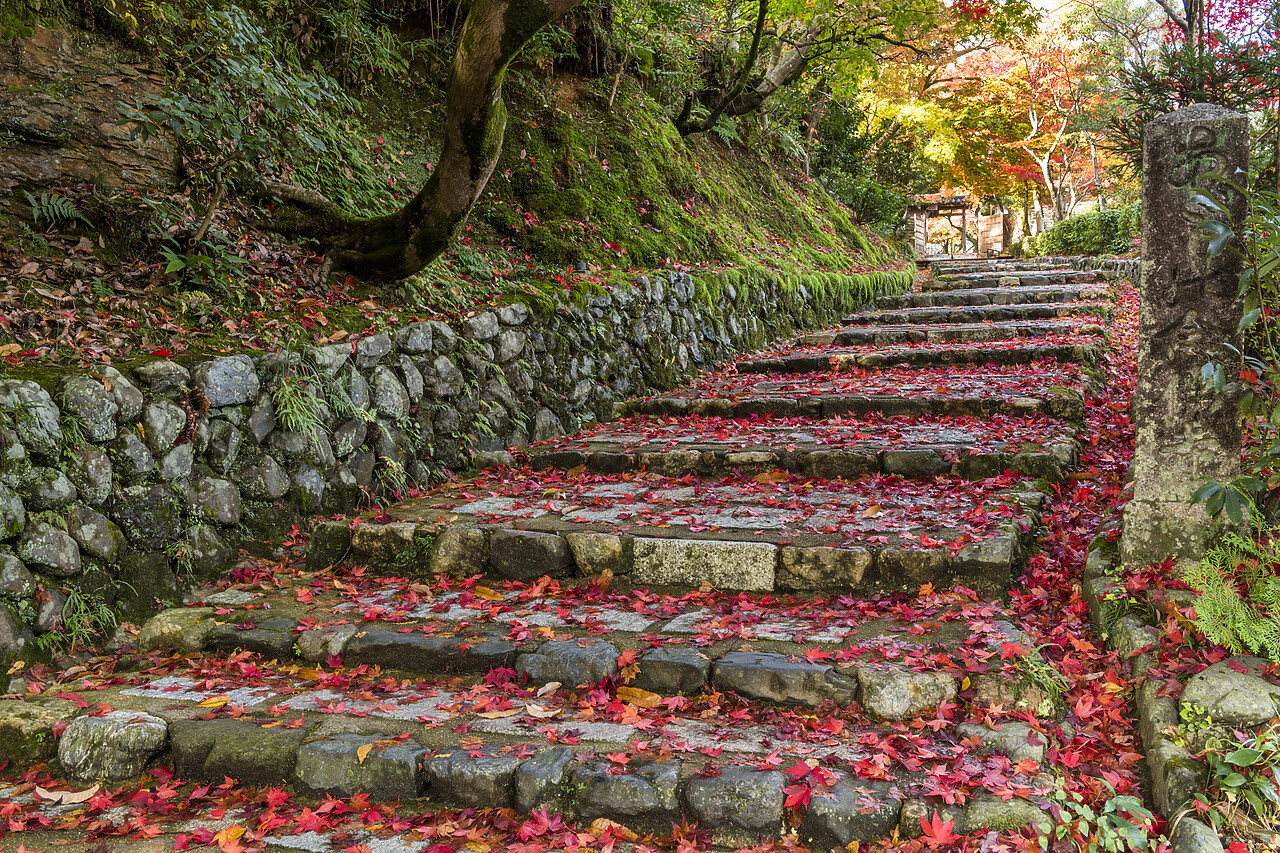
top-left (736, 339), bottom-right (1101, 374)
top-left (842, 300), bottom-right (1111, 327)
top-left (929, 260), bottom-right (1074, 274)
top-left (924, 271), bottom-right (1101, 291)
top-left (876, 283), bottom-right (1110, 310)
top-left (70, 583), bottom-right (1060, 846)
top-left (359, 467), bottom-right (1048, 594)
top-left (516, 413), bottom-right (1078, 482)
top-left (618, 361), bottom-right (1089, 421)
top-left (802, 318), bottom-right (1105, 347)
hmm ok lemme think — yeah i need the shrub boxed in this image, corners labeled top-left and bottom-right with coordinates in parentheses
top-left (1026, 202), bottom-right (1140, 257)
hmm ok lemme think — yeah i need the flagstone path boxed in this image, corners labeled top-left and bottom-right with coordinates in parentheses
top-left (0, 260), bottom-right (1143, 853)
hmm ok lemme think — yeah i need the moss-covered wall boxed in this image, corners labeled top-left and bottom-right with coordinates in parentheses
top-left (0, 265), bottom-right (913, 662)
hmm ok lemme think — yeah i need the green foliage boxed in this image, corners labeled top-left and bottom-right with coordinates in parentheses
top-left (159, 233), bottom-right (248, 297)
top-left (1025, 202), bottom-right (1140, 257)
top-left (1043, 780), bottom-right (1163, 852)
top-left (119, 6), bottom-right (357, 205)
top-left (23, 192), bottom-right (90, 232)
top-left (1192, 722), bottom-right (1280, 838)
top-left (273, 373), bottom-right (325, 445)
top-left (36, 588), bottom-right (119, 654)
top-left (1186, 533), bottom-right (1280, 662)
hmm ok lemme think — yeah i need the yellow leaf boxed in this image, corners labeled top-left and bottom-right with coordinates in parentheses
top-left (589, 817), bottom-right (639, 841)
top-left (846, 842), bottom-right (860, 853)
top-left (861, 504), bottom-right (883, 517)
top-left (356, 743), bottom-right (374, 764)
top-left (196, 695), bottom-right (230, 708)
top-left (473, 586), bottom-right (503, 601)
top-left (616, 686), bottom-right (662, 708)
top-left (476, 708), bottom-right (521, 719)
top-left (754, 470), bottom-right (788, 484)
top-left (297, 669), bottom-right (324, 680)
top-left (917, 582), bottom-right (935, 598)
top-left (961, 676), bottom-right (971, 691)
top-left (567, 464), bottom-right (586, 477)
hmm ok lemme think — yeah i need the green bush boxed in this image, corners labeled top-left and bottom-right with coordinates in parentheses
top-left (1026, 202), bottom-right (1140, 257)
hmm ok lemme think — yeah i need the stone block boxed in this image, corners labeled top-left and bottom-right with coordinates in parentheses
top-left (170, 718), bottom-right (310, 786)
top-left (684, 767), bottom-right (786, 833)
top-left (489, 529), bottom-right (572, 580)
top-left (632, 538), bottom-right (776, 591)
top-left (206, 615), bottom-right (297, 660)
top-left (345, 629), bottom-right (517, 674)
top-left (566, 531), bottom-right (627, 575)
top-left (514, 746), bottom-right (575, 812)
top-left (713, 651), bottom-right (855, 707)
top-left (778, 546), bottom-right (872, 590)
top-left (424, 745), bottom-right (523, 807)
top-left (802, 778), bottom-right (901, 847)
top-left (854, 664), bottom-right (956, 720)
top-left (517, 639), bottom-right (619, 686)
top-left (634, 647), bottom-right (710, 695)
top-left (57, 709), bottom-right (168, 782)
top-left (294, 733), bottom-right (426, 799)
top-left (429, 526), bottom-right (489, 575)
top-left (573, 760), bottom-right (681, 820)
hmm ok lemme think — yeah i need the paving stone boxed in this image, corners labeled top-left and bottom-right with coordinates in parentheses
top-left (684, 766), bottom-right (786, 833)
top-left (957, 793), bottom-right (1050, 834)
top-left (489, 528), bottom-right (572, 580)
top-left (1179, 657), bottom-right (1280, 729)
top-left (57, 709), bottom-right (168, 782)
top-left (345, 628), bottom-right (517, 674)
top-left (423, 745), bottom-right (524, 807)
top-left (713, 651), bottom-right (855, 707)
top-left (296, 624), bottom-right (357, 663)
top-left (294, 733), bottom-right (426, 799)
top-left (514, 746), bottom-right (576, 812)
top-left (565, 531), bottom-right (627, 575)
top-left (573, 759), bottom-right (681, 820)
top-left (777, 546), bottom-right (872, 590)
top-left (801, 778), bottom-right (901, 847)
top-left (632, 538), bottom-right (776, 591)
top-left (428, 526), bottom-right (489, 575)
top-left (955, 721), bottom-right (1046, 764)
top-left (517, 638), bottom-right (619, 686)
top-left (1169, 817), bottom-right (1226, 853)
top-left (205, 615), bottom-right (297, 659)
top-left (170, 718), bottom-right (311, 786)
top-left (854, 665), bottom-right (956, 720)
top-left (0, 699), bottom-right (77, 767)
top-left (633, 647), bottom-right (710, 694)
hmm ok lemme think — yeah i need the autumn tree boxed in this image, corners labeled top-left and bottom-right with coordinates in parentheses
top-left (669, 0), bottom-right (1036, 138)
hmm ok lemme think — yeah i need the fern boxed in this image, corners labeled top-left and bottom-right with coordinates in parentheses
top-left (24, 191), bottom-right (89, 231)
top-left (1186, 533), bottom-right (1280, 661)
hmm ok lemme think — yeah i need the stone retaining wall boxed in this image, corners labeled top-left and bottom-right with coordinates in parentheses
top-left (0, 267), bottom-right (912, 661)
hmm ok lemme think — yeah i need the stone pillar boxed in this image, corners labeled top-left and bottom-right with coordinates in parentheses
top-left (1121, 103), bottom-right (1249, 568)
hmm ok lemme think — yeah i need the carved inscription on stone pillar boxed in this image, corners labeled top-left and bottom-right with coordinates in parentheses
top-left (1121, 104), bottom-right (1248, 569)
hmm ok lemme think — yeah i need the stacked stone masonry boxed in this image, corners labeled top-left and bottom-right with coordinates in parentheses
top-left (0, 268), bottom-right (909, 658)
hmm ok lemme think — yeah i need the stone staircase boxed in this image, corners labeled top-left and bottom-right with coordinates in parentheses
top-left (17, 258), bottom-right (1124, 852)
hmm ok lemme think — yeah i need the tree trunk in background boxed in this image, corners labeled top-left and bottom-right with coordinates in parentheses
top-left (265, 0), bottom-right (584, 283)
top-left (1091, 139), bottom-right (1105, 211)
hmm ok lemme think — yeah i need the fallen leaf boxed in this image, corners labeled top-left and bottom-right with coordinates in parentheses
top-left (616, 686), bottom-right (662, 708)
top-left (356, 743), bottom-right (374, 764)
top-left (35, 784), bottom-right (100, 805)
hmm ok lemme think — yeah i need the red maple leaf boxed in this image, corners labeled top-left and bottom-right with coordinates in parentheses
top-left (920, 810), bottom-right (961, 847)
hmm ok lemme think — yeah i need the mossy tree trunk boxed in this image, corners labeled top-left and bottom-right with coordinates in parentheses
top-left (266, 0), bottom-right (583, 283)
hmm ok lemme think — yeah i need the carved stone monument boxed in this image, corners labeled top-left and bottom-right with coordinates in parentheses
top-left (1121, 103), bottom-right (1249, 568)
